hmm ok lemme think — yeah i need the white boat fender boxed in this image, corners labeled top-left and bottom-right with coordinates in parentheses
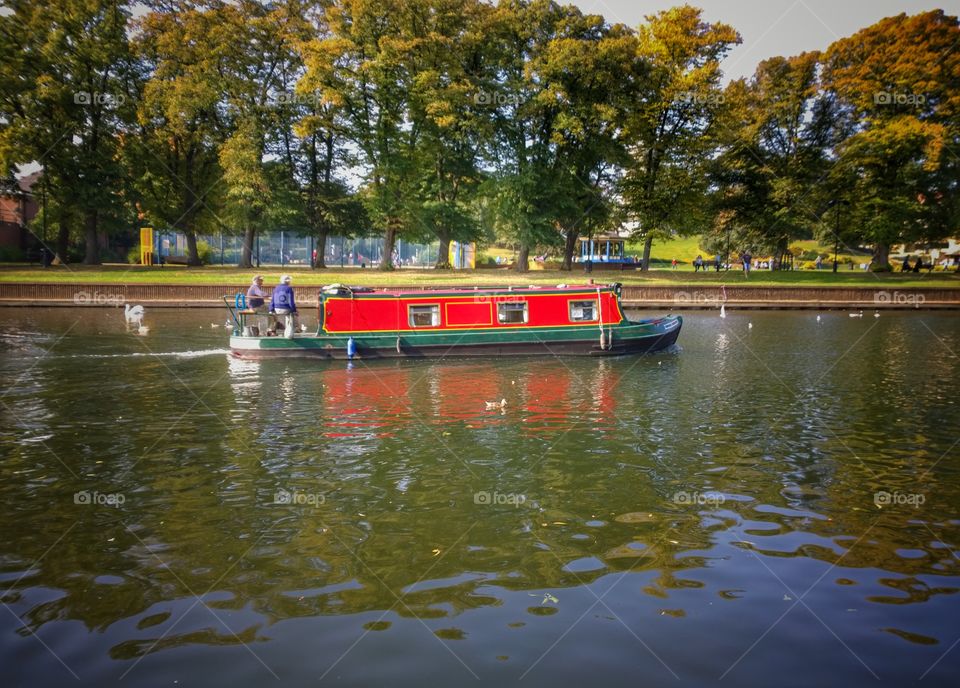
top-left (396, 336), bottom-right (402, 353)
top-left (347, 337), bottom-right (357, 359)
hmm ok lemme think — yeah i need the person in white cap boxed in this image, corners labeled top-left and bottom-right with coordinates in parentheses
top-left (269, 274), bottom-right (298, 337)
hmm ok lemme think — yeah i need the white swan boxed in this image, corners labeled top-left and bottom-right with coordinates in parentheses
top-left (124, 304), bottom-right (144, 325)
top-left (720, 304), bottom-right (726, 318)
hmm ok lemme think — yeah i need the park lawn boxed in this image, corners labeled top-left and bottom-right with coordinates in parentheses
top-left (0, 264), bottom-right (957, 288)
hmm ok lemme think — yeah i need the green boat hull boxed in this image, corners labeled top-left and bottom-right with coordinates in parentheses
top-left (229, 316), bottom-right (682, 360)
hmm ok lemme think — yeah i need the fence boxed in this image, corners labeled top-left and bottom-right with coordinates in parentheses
top-left (155, 231), bottom-right (442, 268)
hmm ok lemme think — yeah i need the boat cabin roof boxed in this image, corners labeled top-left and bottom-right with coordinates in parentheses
top-left (321, 284), bottom-right (620, 299)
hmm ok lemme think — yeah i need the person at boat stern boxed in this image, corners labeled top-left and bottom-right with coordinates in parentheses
top-left (269, 274), bottom-right (298, 338)
top-left (246, 275), bottom-right (268, 335)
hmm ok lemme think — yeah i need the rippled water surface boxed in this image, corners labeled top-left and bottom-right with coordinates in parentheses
top-left (1, 307), bottom-right (958, 687)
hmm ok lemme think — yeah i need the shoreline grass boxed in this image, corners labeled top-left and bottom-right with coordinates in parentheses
top-left (1, 263), bottom-right (958, 288)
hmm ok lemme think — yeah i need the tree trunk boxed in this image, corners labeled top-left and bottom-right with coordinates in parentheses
top-left (83, 211), bottom-right (100, 265)
top-left (56, 219), bottom-right (69, 264)
top-left (239, 226), bottom-right (256, 268)
top-left (871, 242), bottom-right (890, 271)
top-left (379, 221), bottom-right (397, 271)
top-left (514, 243), bottom-right (530, 273)
top-left (640, 235), bottom-right (654, 271)
top-left (561, 228), bottom-right (578, 271)
top-left (184, 231), bottom-right (201, 266)
top-left (435, 230), bottom-right (452, 269)
top-left (313, 230), bottom-right (328, 268)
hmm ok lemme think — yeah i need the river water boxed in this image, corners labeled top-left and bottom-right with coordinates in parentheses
top-left (0, 307), bottom-right (958, 687)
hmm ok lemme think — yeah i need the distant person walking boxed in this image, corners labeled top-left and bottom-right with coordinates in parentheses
top-left (715, 253), bottom-right (722, 272)
top-left (901, 257), bottom-right (911, 272)
top-left (742, 250), bottom-right (752, 277)
top-left (671, 258), bottom-right (678, 270)
top-left (815, 255), bottom-right (822, 270)
top-left (694, 255), bottom-right (703, 272)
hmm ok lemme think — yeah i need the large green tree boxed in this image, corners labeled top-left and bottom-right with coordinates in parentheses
top-left (131, 2), bottom-right (228, 266)
top-left (0, 0), bottom-right (136, 264)
top-left (822, 10), bottom-right (960, 269)
top-left (621, 5), bottom-right (740, 270)
top-left (708, 52), bottom-right (837, 263)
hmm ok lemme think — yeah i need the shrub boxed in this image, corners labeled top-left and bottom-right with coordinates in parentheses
top-left (196, 240), bottom-right (213, 265)
top-left (127, 247), bottom-right (140, 265)
top-left (0, 246), bottom-right (25, 262)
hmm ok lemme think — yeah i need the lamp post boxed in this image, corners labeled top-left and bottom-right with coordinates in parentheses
top-left (725, 226), bottom-right (731, 271)
top-left (828, 199), bottom-right (850, 273)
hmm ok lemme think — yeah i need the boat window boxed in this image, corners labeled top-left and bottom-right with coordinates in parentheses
top-left (569, 299), bottom-right (598, 322)
top-left (497, 302), bottom-right (528, 324)
top-left (408, 304), bottom-right (440, 328)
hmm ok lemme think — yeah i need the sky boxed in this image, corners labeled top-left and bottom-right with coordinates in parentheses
top-left (570, 0), bottom-right (960, 81)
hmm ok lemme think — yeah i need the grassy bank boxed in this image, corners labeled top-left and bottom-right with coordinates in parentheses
top-left (1, 263), bottom-right (958, 288)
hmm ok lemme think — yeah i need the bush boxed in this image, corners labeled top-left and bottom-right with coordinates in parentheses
top-left (196, 240), bottom-right (213, 265)
top-left (0, 246), bottom-right (25, 262)
top-left (127, 247), bottom-right (140, 265)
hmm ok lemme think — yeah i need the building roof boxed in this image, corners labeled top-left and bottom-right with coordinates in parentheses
top-left (17, 171), bottom-right (41, 194)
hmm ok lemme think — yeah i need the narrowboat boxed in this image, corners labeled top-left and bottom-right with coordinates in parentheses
top-left (227, 283), bottom-right (681, 359)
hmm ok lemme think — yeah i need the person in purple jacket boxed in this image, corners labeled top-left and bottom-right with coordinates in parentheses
top-left (268, 274), bottom-right (298, 336)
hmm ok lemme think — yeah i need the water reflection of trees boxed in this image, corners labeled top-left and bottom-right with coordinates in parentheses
top-left (1, 322), bottom-right (958, 657)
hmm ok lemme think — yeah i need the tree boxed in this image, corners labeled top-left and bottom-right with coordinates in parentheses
top-left (301, 0), bottom-right (427, 271)
top-left (821, 10), bottom-right (960, 269)
top-left (131, 2), bottom-right (228, 266)
top-left (218, 117), bottom-right (271, 267)
top-left (621, 5), bottom-right (740, 270)
top-left (484, 0), bottom-right (628, 273)
top-left (0, 0), bottom-right (137, 264)
top-left (402, 0), bottom-right (493, 268)
top-left (708, 52), bottom-right (837, 263)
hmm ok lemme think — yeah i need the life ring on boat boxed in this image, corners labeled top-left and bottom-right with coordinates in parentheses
top-left (235, 293), bottom-right (247, 310)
